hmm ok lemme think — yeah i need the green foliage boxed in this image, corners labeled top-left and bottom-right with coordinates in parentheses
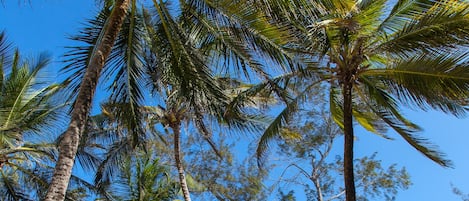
top-left (0, 32), bottom-right (62, 201)
top-left (100, 152), bottom-right (179, 201)
top-left (183, 134), bottom-right (270, 201)
top-left (278, 189), bottom-right (297, 201)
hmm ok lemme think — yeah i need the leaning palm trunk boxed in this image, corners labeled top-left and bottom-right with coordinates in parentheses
top-left (171, 122), bottom-right (192, 201)
top-left (44, 1), bottom-right (130, 200)
top-left (342, 80), bottom-right (356, 201)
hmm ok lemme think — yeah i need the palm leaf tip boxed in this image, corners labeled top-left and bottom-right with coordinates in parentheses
top-left (383, 113), bottom-right (452, 167)
top-left (405, 134), bottom-right (452, 168)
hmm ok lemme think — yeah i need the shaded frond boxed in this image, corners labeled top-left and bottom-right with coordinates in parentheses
top-left (256, 79), bottom-right (322, 167)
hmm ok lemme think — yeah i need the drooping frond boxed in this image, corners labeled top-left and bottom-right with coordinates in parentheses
top-left (102, 1), bottom-right (147, 148)
top-left (362, 51), bottom-right (469, 117)
top-left (94, 137), bottom-right (135, 190)
top-left (376, 108), bottom-right (450, 167)
top-left (357, 76), bottom-right (451, 167)
top-left (62, 8), bottom-right (111, 102)
top-left (0, 31), bottom-right (13, 72)
top-left (256, 78), bottom-right (323, 167)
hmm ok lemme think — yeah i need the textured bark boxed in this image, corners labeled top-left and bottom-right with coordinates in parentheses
top-left (171, 122), bottom-right (192, 201)
top-left (343, 80), bottom-right (356, 201)
top-left (44, 1), bottom-right (130, 200)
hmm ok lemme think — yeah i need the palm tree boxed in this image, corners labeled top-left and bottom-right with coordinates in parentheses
top-left (0, 32), bottom-right (67, 200)
top-left (60, 0), bottom-right (289, 200)
top-left (99, 150), bottom-right (179, 201)
top-left (45, 0), bottom-right (131, 200)
top-left (253, 1), bottom-right (469, 200)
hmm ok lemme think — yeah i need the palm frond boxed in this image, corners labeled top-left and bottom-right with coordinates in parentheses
top-left (102, 1), bottom-right (147, 148)
top-left (7, 163), bottom-right (50, 199)
top-left (376, 108), bottom-right (451, 167)
top-left (329, 87), bottom-right (344, 129)
top-left (350, 0), bottom-right (386, 39)
top-left (94, 136), bottom-right (135, 190)
top-left (62, 8), bottom-right (111, 103)
top-left (222, 74), bottom-right (296, 134)
top-left (377, 0), bottom-right (469, 54)
top-left (377, 0), bottom-right (436, 34)
top-left (0, 31), bottom-right (13, 76)
top-left (147, 0), bottom-right (229, 119)
top-left (256, 79), bottom-right (322, 167)
top-left (185, 0), bottom-right (298, 75)
top-left (0, 31), bottom-right (11, 56)
top-left (0, 170), bottom-right (32, 201)
top-left (354, 76), bottom-right (451, 167)
top-left (362, 51), bottom-right (469, 117)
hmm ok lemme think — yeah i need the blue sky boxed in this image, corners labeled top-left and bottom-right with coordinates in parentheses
top-left (1, 1), bottom-right (468, 200)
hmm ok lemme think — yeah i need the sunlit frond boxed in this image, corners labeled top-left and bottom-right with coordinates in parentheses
top-left (377, 0), bottom-right (469, 54)
top-left (362, 51), bottom-right (469, 116)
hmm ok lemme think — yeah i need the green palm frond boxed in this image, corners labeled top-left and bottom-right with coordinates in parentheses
top-left (221, 71), bottom-right (318, 137)
top-left (2, 53), bottom-right (50, 129)
top-left (329, 87), bottom-right (344, 129)
top-left (184, 11), bottom-right (269, 80)
top-left (0, 49), bottom-right (64, 150)
top-left (84, 110), bottom-right (122, 145)
top-left (106, 153), bottom-right (178, 201)
top-left (375, 108), bottom-right (450, 167)
top-left (147, 1), bottom-right (229, 120)
top-left (103, 0), bottom-right (147, 148)
top-left (256, 79), bottom-right (323, 166)
top-left (0, 32), bottom-right (13, 76)
top-left (0, 170), bottom-right (32, 201)
top-left (75, 147), bottom-right (102, 173)
top-left (350, 0), bottom-right (385, 38)
top-left (7, 163), bottom-right (50, 199)
top-left (377, 0), bottom-right (469, 54)
top-left (256, 99), bottom-right (297, 167)
top-left (352, 108), bottom-right (390, 139)
top-left (185, 0), bottom-right (297, 75)
top-left (355, 76), bottom-right (451, 166)
top-left (362, 51), bottom-right (469, 116)
top-left (359, 75), bottom-right (420, 129)
top-left (62, 8), bottom-right (110, 102)
top-left (0, 32), bottom-right (11, 55)
top-left (94, 136), bottom-right (136, 191)
top-left (377, 0), bottom-right (436, 34)
top-left (352, 77), bottom-right (409, 139)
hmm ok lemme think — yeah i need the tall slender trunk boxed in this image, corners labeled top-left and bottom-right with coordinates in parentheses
top-left (44, 1), bottom-right (130, 200)
top-left (343, 81), bottom-right (356, 201)
top-left (171, 122), bottom-right (192, 201)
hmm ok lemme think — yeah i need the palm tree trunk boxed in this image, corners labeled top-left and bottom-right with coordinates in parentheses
top-left (171, 122), bottom-right (192, 201)
top-left (343, 81), bottom-right (356, 201)
top-left (44, 1), bottom-right (130, 200)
